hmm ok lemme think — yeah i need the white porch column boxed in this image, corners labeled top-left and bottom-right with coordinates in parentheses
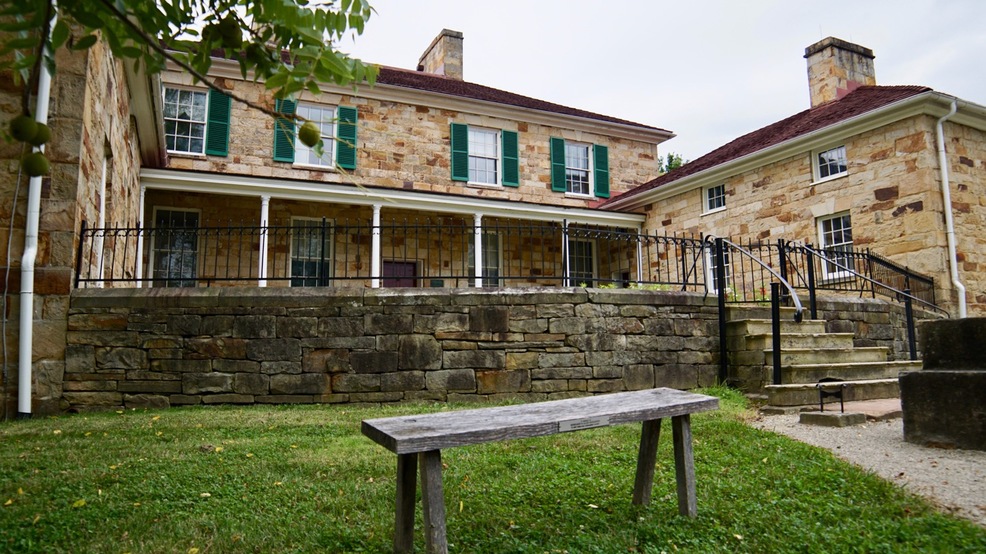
top-left (473, 213), bottom-right (484, 288)
top-left (135, 185), bottom-right (146, 288)
top-left (93, 156), bottom-right (108, 287)
top-left (636, 226), bottom-right (644, 284)
top-left (562, 218), bottom-right (570, 287)
top-left (258, 195), bottom-right (270, 287)
top-left (371, 204), bottom-right (382, 288)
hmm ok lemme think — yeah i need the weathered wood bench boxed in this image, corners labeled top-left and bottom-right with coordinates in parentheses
top-left (361, 387), bottom-right (719, 554)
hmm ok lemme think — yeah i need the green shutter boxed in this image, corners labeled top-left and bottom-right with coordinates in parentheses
top-left (273, 97), bottom-right (297, 163)
top-left (336, 105), bottom-right (358, 170)
top-left (205, 90), bottom-right (231, 157)
top-left (593, 144), bottom-right (610, 198)
top-left (450, 122), bottom-right (469, 181)
top-left (550, 137), bottom-right (566, 192)
top-left (501, 130), bottom-right (519, 187)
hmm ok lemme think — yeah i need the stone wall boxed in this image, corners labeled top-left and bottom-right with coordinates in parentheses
top-left (946, 121), bottom-right (986, 314)
top-left (62, 288), bottom-right (720, 411)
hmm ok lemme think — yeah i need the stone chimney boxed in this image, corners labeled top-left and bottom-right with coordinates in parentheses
top-left (417, 29), bottom-right (464, 80)
top-left (805, 37), bottom-right (876, 108)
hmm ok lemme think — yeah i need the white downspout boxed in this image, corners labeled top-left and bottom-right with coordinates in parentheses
top-left (135, 185), bottom-right (145, 287)
top-left (935, 100), bottom-right (966, 318)
top-left (94, 156), bottom-right (108, 287)
top-left (18, 35), bottom-right (55, 418)
top-left (473, 213), bottom-right (483, 288)
top-left (258, 195), bottom-right (270, 287)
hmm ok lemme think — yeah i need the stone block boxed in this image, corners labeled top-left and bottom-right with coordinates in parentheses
top-left (469, 306), bottom-right (509, 332)
top-left (506, 352), bottom-right (538, 370)
top-left (624, 364), bottom-right (655, 390)
top-left (95, 347), bottom-right (148, 370)
top-left (270, 373), bottom-right (328, 395)
top-left (575, 303), bottom-right (620, 318)
top-left (381, 371), bottom-right (426, 392)
top-left (277, 317), bottom-right (318, 338)
top-left (531, 379), bottom-right (569, 393)
top-left (476, 369), bottom-right (531, 394)
top-left (125, 370), bottom-right (180, 381)
top-left (318, 317), bottom-right (364, 336)
top-left (426, 369), bottom-right (476, 392)
top-left (799, 411), bottom-right (866, 427)
top-left (65, 344), bottom-right (96, 373)
top-left (186, 337), bottom-right (248, 360)
top-left (349, 392), bottom-right (404, 403)
top-left (118, 381), bottom-right (182, 394)
top-left (331, 373), bottom-right (381, 393)
top-left (151, 359), bottom-right (212, 373)
top-left (901, 370), bottom-right (986, 451)
top-left (531, 367), bottom-right (591, 380)
top-left (169, 395), bottom-right (202, 405)
top-left (592, 365), bottom-right (623, 379)
top-left (202, 394), bottom-right (254, 404)
top-left (233, 315), bottom-right (276, 338)
top-left (63, 392), bottom-right (122, 406)
top-left (214, 360), bottom-right (260, 373)
top-left (261, 361), bottom-right (302, 374)
top-left (63, 380), bottom-right (117, 392)
top-left (351, 351), bottom-right (399, 374)
top-left (566, 333), bottom-right (626, 352)
top-left (183, 372), bottom-right (233, 394)
top-left (537, 304), bottom-right (575, 318)
top-left (444, 350), bottom-right (504, 370)
top-left (509, 317), bottom-right (548, 334)
top-left (549, 317), bottom-right (585, 334)
top-left (920, 317), bottom-right (986, 370)
top-left (68, 313), bottom-right (129, 331)
top-left (201, 316), bottom-right (235, 336)
top-left (366, 313), bottom-right (413, 334)
top-left (234, 373), bottom-right (270, 395)
top-left (256, 395), bottom-right (315, 404)
top-left (168, 315), bottom-right (202, 336)
top-left (398, 335), bottom-right (442, 370)
top-left (303, 349), bottom-right (350, 373)
top-left (539, 352), bottom-right (585, 368)
top-left (654, 365), bottom-right (698, 390)
top-left (66, 330), bottom-right (140, 347)
top-left (586, 379), bottom-right (623, 393)
top-left (124, 394), bottom-right (170, 409)
top-left (414, 313), bottom-right (469, 333)
top-left (246, 338), bottom-right (301, 362)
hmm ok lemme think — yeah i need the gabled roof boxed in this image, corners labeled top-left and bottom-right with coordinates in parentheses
top-left (605, 85), bottom-right (932, 205)
top-left (375, 66), bottom-right (669, 133)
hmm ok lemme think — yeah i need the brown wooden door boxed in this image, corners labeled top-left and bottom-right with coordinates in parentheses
top-left (383, 261), bottom-right (417, 287)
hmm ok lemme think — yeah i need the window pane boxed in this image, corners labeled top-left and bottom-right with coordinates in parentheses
top-left (467, 128), bottom-right (498, 184)
top-left (569, 239), bottom-right (594, 285)
top-left (817, 146), bottom-right (847, 179)
top-left (819, 213), bottom-right (853, 276)
top-left (163, 87), bottom-right (208, 154)
top-left (565, 144), bottom-right (590, 195)
top-left (152, 210), bottom-right (198, 287)
top-left (706, 184), bottom-right (726, 211)
top-left (294, 104), bottom-right (335, 167)
top-left (291, 219), bottom-right (333, 286)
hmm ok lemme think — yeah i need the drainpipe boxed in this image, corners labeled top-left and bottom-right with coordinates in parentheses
top-left (258, 195), bottom-right (270, 287)
top-left (94, 156), bottom-right (108, 287)
top-left (135, 185), bottom-right (145, 288)
top-left (935, 99), bottom-right (966, 318)
top-left (370, 204), bottom-right (381, 288)
top-left (473, 213), bottom-right (483, 288)
top-left (18, 33), bottom-right (55, 418)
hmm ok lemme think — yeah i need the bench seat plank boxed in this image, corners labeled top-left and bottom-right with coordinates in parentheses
top-left (362, 388), bottom-right (718, 454)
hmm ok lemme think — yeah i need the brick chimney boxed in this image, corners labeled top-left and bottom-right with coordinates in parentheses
top-left (417, 29), bottom-right (463, 80)
top-left (805, 37), bottom-right (876, 107)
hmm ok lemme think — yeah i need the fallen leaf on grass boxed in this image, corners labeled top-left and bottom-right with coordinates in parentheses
top-left (3, 499), bottom-right (12, 506)
top-left (734, 534), bottom-right (744, 540)
top-left (200, 493), bottom-right (211, 498)
top-left (72, 499), bottom-right (86, 508)
top-left (53, 430), bottom-right (62, 435)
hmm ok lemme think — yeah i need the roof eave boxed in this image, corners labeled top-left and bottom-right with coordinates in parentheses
top-left (606, 91), bottom-right (976, 211)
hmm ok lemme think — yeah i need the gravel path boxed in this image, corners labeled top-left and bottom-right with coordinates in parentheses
top-left (751, 414), bottom-right (986, 527)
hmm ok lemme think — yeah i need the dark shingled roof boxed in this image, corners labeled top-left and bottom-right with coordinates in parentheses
top-left (605, 85), bottom-right (932, 205)
top-left (375, 66), bottom-right (668, 132)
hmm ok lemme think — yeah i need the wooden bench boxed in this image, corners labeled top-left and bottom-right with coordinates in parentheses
top-left (361, 387), bottom-right (719, 553)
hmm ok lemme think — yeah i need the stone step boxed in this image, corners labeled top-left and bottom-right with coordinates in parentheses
top-left (727, 332), bottom-right (856, 351)
top-left (765, 378), bottom-right (900, 406)
top-left (731, 347), bottom-right (889, 367)
top-left (778, 360), bottom-right (920, 384)
top-left (726, 318), bottom-right (827, 336)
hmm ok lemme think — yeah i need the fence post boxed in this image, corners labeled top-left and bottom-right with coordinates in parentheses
top-left (806, 243), bottom-right (818, 320)
top-left (715, 238), bottom-right (728, 384)
top-left (74, 220), bottom-right (87, 289)
top-left (771, 282), bottom-right (782, 385)
top-left (777, 239), bottom-right (789, 303)
top-left (904, 288), bottom-right (917, 361)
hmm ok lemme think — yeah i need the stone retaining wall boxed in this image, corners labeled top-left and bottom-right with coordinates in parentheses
top-left (63, 288), bottom-right (721, 411)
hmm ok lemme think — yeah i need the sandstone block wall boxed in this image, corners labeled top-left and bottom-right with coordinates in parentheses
top-left (62, 288), bottom-right (721, 411)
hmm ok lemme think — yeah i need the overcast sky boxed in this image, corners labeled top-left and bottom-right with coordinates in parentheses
top-left (341, 0), bottom-right (986, 162)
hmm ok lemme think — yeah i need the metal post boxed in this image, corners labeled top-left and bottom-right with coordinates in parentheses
top-left (715, 238), bottom-right (728, 384)
top-left (904, 288), bottom-right (917, 361)
top-left (806, 243), bottom-right (818, 320)
top-left (777, 239), bottom-right (788, 298)
top-left (320, 217), bottom-right (327, 286)
top-left (74, 220), bottom-right (87, 289)
top-left (771, 282), bottom-right (782, 385)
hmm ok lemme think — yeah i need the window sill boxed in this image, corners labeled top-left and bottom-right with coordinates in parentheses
top-left (167, 151), bottom-right (207, 159)
top-left (293, 163), bottom-right (338, 173)
top-left (466, 181), bottom-right (502, 189)
top-left (564, 192), bottom-right (594, 200)
top-left (702, 207), bottom-right (726, 217)
top-left (810, 172), bottom-right (848, 186)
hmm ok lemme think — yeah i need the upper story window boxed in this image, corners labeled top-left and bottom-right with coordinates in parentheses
top-left (273, 100), bottom-right (358, 169)
top-left (449, 123), bottom-right (519, 187)
top-left (294, 103), bottom-right (335, 167)
top-left (550, 137), bottom-right (609, 199)
top-left (162, 86), bottom-right (231, 157)
top-left (164, 88), bottom-right (207, 154)
top-left (704, 184), bottom-right (726, 213)
top-left (814, 145), bottom-right (847, 181)
top-left (565, 143), bottom-right (591, 195)
top-left (468, 127), bottom-right (499, 184)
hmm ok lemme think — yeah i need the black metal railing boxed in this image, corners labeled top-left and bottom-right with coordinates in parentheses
top-left (75, 219), bottom-right (709, 291)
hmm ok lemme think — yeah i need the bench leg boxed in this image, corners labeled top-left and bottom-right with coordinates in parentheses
top-left (394, 453), bottom-right (417, 554)
top-left (419, 450), bottom-right (448, 554)
top-left (671, 414), bottom-right (697, 517)
top-left (632, 418), bottom-right (662, 505)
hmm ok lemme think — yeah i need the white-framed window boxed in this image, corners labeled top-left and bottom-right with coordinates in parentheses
top-left (569, 238), bottom-right (596, 286)
top-left (813, 145), bottom-right (848, 181)
top-left (294, 103), bottom-right (336, 167)
top-left (467, 127), bottom-right (499, 185)
top-left (290, 217), bottom-right (334, 286)
top-left (704, 184), bottom-right (726, 213)
top-left (150, 208), bottom-right (200, 287)
top-left (565, 143), bottom-right (592, 195)
top-left (163, 87), bottom-right (208, 154)
top-left (467, 232), bottom-right (502, 287)
top-left (817, 212), bottom-right (854, 279)
top-left (706, 248), bottom-right (732, 295)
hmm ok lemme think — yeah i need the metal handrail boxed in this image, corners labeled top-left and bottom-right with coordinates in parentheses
top-left (800, 244), bottom-right (948, 317)
top-left (715, 237), bottom-right (804, 322)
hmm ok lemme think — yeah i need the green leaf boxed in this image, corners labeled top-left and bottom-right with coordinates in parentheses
top-left (50, 20), bottom-right (70, 50)
top-left (71, 35), bottom-right (99, 51)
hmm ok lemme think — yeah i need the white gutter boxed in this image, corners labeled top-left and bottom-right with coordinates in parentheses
top-left (935, 100), bottom-right (966, 318)
top-left (18, 29), bottom-right (55, 418)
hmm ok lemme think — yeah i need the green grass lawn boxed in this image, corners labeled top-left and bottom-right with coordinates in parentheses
top-left (2, 388), bottom-right (984, 553)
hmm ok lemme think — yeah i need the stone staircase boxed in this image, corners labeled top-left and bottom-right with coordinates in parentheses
top-left (726, 306), bottom-right (921, 409)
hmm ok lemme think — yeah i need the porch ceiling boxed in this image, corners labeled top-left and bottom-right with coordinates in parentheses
top-left (140, 168), bottom-right (646, 227)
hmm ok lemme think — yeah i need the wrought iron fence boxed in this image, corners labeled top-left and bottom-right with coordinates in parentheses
top-left (75, 219), bottom-right (709, 291)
